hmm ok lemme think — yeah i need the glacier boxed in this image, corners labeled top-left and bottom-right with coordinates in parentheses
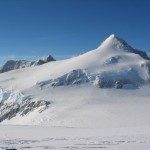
top-left (0, 34), bottom-right (150, 149)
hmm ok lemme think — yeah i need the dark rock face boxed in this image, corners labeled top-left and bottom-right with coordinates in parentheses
top-left (34, 55), bottom-right (56, 66)
top-left (43, 55), bottom-right (56, 62)
top-left (115, 80), bottom-right (130, 89)
top-left (105, 56), bottom-right (121, 65)
top-left (115, 80), bottom-right (124, 89)
top-left (94, 78), bottom-right (136, 89)
top-left (141, 61), bottom-right (150, 75)
top-left (0, 60), bottom-right (29, 73)
top-left (112, 35), bottom-right (149, 60)
top-left (0, 100), bottom-right (50, 122)
top-left (0, 55), bottom-right (56, 73)
top-left (130, 49), bottom-right (149, 60)
top-left (93, 78), bottom-right (112, 88)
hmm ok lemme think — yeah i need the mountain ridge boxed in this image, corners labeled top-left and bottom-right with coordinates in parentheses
top-left (0, 55), bottom-right (56, 73)
top-left (0, 34), bottom-right (150, 125)
top-left (98, 34), bottom-right (149, 60)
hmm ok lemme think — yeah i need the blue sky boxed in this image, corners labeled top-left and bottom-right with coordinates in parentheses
top-left (0, 0), bottom-right (150, 63)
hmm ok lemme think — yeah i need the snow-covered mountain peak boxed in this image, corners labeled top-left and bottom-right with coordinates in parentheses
top-left (96, 34), bottom-right (149, 60)
top-left (0, 34), bottom-right (150, 125)
top-left (105, 34), bottom-right (116, 40)
top-left (99, 34), bottom-right (133, 51)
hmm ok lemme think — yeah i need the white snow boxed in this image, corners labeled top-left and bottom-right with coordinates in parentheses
top-left (1, 125), bottom-right (150, 150)
top-left (0, 34), bottom-right (150, 149)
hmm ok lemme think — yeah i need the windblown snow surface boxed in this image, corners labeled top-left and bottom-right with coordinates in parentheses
top-left (0, 34), bottom-right (150, 150)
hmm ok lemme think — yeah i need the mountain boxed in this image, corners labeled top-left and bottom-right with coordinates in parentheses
top-left (37, 34), bottom-right (150, 89)
top-left (0, 34), bottom-right (150, 127)
top-left (0, 55), bottom-right (56, 73)
top-left (99, 34), bottom-right (149, 60)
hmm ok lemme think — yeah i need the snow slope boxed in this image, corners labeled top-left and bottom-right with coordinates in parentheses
top-left (0, 34), bottom-right (150, 128)
top-left (1, 125), bottom-right (150, 150)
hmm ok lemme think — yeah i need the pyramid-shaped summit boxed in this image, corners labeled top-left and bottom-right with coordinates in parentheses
top-left (99, 34), bottom-right (149, 60)
top-left (99, 34), bottom-right (133, 50)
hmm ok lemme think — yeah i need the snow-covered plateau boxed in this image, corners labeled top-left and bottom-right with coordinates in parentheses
top-left (0, 34), bottom-right (150, 149)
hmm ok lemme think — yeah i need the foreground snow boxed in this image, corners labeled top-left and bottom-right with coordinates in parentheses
top-left (0, 86), bottom-right (150, 149)
top-left (0, 125), bottom-right (150, 150)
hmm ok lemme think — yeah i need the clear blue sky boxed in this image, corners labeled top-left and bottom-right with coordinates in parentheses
top-left (0, 0), bottom-right (150, 63)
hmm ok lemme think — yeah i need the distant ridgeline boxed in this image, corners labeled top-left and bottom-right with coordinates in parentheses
top-left (0, 55), bottom-right (56, 73)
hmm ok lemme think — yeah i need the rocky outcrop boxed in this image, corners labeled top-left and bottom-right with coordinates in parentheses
top-left (0, 55), bottom-right (55, 73)
top-left (141, 61), bottom-right (150, 75)
top-left (131, 49), bottom-right (149, 60)
top-left (108, 35), bottom-right (149, 60)
top-left (37, 67), bottom-right (145, 89)
top-left (34, 55), bottom-right (56, 66)
top-left (93, 77), bottom-right (112, 88)
top-left (115, 80), bottom-right (124, 89)
top-left (0, 100), bottom-right (51, 122)
top-left (94, 68), bottom-right (144, 89)
top-left (105, 56), bottom-right (121, 65)
top-left (38, 69), bottom-right (89, 88)
top-left (0, 87), bottom-right (51, 122)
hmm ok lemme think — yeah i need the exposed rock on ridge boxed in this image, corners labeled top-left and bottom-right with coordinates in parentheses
top-left (0, 55), bottom-right (55, 73)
